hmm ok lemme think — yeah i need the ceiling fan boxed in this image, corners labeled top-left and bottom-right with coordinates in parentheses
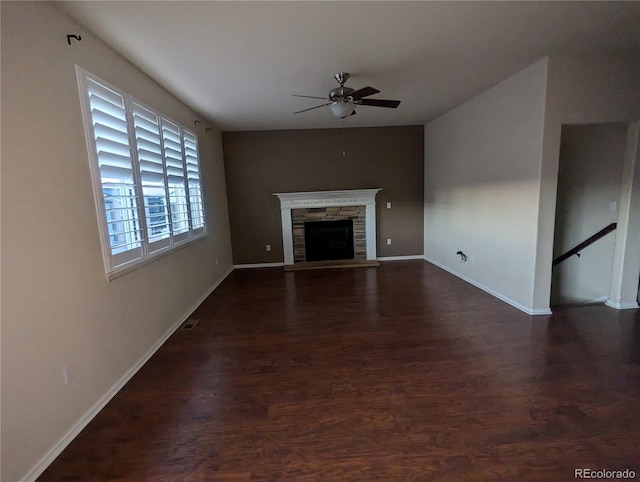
top-left (293, 72), bottom-right (401, 118)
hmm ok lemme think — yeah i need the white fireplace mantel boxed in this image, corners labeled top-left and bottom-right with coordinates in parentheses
top-left (274, 189), bottom-right (382, 265)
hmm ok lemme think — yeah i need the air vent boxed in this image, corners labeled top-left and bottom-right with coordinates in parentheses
top-left (181, 319), bottom-right (200, 330)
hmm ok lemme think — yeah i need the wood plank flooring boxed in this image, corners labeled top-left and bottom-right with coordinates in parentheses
top-left (39, 261), bottom-right (640, 481)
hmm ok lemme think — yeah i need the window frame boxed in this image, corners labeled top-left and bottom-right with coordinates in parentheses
top-left (76, 66), bottom-right (207, 280)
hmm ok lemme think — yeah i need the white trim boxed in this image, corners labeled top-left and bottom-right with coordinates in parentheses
top-left (233, 262), bottom-right (285, 269)
top-left (527, 307), bottom-right (553, 315)
top-left (236, 258), bottom-right (428, 267)
top-left (21, 267), bottom-right (233, 482)
top-left (365, 203), bottom-right (377, 260)
top-left (107, 234), bottom-right (206, 281)
top-left (378, 255), bottom-right (425, 262)
top-left (281, 210), bottom-right (294, 265)
top-left (273, 189), bottom-right (382, 208)
top-left (605, 299), bottom-right (640, 310)
top-left (235, 257), bottom-right (427, 267)
top-left (423, 256), bottom-right (551, 316)
top-left (273, 189), bottom-right (382, 266)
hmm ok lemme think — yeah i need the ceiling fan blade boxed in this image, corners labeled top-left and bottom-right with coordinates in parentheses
top-left (351, 86), bottom-right (380, 100)
top-left (358, 98), bottom-right (401, 108)
top-left (293, 94), bottom-right (328, 100)
top-left (293, 103), bottom-right (331, 114)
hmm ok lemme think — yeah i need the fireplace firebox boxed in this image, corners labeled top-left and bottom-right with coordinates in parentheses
top-left (304, 220), bottom-right (354, 262)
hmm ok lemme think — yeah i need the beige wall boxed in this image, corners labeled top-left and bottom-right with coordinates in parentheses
top-left (1, 2), bottom-right (233, 480)
top-left (533, 54), bottom-right (640, 310)
top-left (423, 59), bottom-right (548, 313)
top-left (552, 123), bottom-right (628, 305)
top-left (424, 54), bottom-right (640, 314)
top-left (610, 122), bottom-right (640, 306)
top-left (222, 126), bottom-right (424, 264)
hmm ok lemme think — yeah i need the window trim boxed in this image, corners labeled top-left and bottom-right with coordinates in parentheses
top-left (76, 66), bottom-right (207, 280)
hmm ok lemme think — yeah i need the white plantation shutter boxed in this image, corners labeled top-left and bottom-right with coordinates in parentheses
top-left (131, 103), bottom-right (171, 252)
top-left (84, 77), bottom-right (143, 268)
top-left (183, 130), bottom-right (205, 231)
top-left (161, 118), bottom-right (190, 242)
top-left (78, 67), bottom-right (207, 278)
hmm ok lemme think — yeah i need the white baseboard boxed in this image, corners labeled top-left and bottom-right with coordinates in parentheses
top-left (233, 262), bottom-right (284, 269)
top-left (377, 255), bottom-right (425, 262)
top-left (235, 257), bottom-right (424, 268)
top-left (527, 306), bottom-right (554, 315)
top-left (22, 266), bottom-right (234, 482)
top-left (423, 256), bottom-right (551, 316)
top-left (605, 299), bottom-right (640, 310)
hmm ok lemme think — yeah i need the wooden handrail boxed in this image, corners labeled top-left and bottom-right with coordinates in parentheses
top-left (553, 223), bottom-right (617, 267)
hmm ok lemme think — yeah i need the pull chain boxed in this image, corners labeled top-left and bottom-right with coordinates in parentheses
top-left (341, 118), bottom-right (346, 156)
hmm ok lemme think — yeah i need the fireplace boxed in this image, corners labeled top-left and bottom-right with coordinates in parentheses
top-left (274, 189), bottom-right (381, 267)
top-left (291, 205), bottom-right (365, 262)
top-left (304, 220), bottom-right (354, 262)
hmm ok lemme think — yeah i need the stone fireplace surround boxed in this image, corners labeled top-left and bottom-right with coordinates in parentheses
top-left (293, 206), bottom-right (364, 263)
top-left (274, 189), bottom-right (381, 266)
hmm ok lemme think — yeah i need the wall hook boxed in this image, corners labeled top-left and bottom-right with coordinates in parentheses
top-left (456, 251), bottom-right (468, 262)
top-left (67, 34), bottom-right (82, 45)
top-left (206, 127), bottom-right (212, 132)
top-left (195, 120), bottom-right (201, 126)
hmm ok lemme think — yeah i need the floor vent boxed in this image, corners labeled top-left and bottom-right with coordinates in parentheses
top-left (182, 319), bottom-right (200, 330)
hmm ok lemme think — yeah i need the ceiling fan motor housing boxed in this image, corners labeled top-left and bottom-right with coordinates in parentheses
top-left (329, 86), bottom-right (355, 102)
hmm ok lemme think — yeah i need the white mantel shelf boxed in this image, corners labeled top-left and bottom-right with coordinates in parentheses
top-left (274, 189), bottom-right (382, 266)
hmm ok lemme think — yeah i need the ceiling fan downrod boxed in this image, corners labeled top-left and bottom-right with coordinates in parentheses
top-left (330, 72), bottom-right (355, 102)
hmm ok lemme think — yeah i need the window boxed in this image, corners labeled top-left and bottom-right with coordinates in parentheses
top-left (77, 67), bottom-right (206, 278)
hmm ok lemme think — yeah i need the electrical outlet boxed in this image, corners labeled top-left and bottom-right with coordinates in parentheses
top-left (266, 244), bottom-right (271, 252)
top-left (63, 365), bottom-right (75, 386)
top-left (386, 202), bottom-right (392, 209)
top-left (386, 238), bottom-right (392, 246)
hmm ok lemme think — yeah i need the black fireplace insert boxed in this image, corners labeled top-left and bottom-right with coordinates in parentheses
top-left (304, 220), bottom-right (354, 262)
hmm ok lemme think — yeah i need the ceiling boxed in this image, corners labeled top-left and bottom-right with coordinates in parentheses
top-left (58, 1), bottom-right (640, 132)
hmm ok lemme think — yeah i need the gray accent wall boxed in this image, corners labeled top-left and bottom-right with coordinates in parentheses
top-left (222, 126), bottom-right (424, 264)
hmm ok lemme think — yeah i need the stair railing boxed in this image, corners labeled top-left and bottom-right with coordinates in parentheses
top-left (553, 223), bottom-right (617, 267)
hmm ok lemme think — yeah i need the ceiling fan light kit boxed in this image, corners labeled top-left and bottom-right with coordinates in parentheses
top-left (329, 101), bottom-right (356, 119)
top-left (294, 72), bottom-right (400, 119)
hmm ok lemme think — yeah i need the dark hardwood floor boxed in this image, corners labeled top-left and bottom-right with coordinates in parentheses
top-left (40, 261), bottom-right (640, 481)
